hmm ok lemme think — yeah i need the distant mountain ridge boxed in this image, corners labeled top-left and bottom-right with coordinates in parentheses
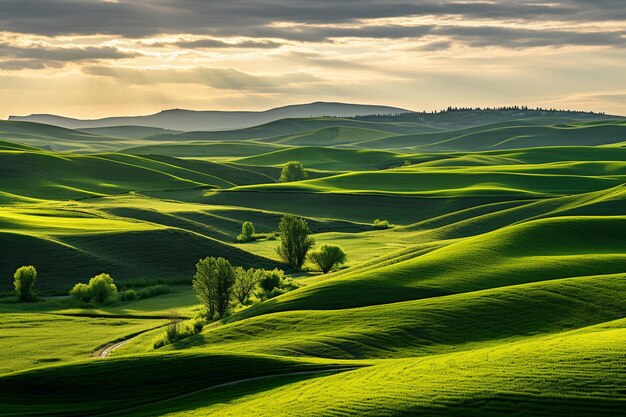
top-left (8, 102), bottom-right (409, 132)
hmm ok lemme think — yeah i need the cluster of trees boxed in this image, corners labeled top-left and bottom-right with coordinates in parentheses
top-left (70, 273), bottom-right (118, 303)
top-left (236, 221), bottom-right (278, 243)
top-left (69, 274), bottom-right (171, 304)
top-left (193, 257), bottom-right (293, 320)
top-left (276, 214), bottom-right (347, 273)
top-left (351, 107), bottom-right (606, 122)
top-left (237, 214), bottom-right (348, 273)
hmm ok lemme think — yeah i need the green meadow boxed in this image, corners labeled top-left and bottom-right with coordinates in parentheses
top-left (1, 110), bottom-right (625, 416)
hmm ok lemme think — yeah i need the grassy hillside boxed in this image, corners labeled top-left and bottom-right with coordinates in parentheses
top-left (235, 146), bottom-right (427, 171)
top-left (0, 149), bottom-right (283, 201)
top-left (123, 141), bottom-right (284, 158)
top-left (0, 120), bottom-right (127, 152)
top-left (359, 120), bottom-right (626, 151)
top-left (128, 320), bottom-right (625, 417)
top-left (234, 166), bottom-right (626, 196)
top-left (2, 111), bottom-right (626, 417)
top-left (79, 125), bottom-right (182, 139)
top-left (149, 117), bottom-right (436, 141)
top-left (0, 352), bottom-right (354, 416)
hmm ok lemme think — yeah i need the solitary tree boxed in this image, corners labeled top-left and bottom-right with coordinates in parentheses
top-left (308, 244), bottom-right (347, 273)
top-left (238, 221), bottom-right (255, 242)
top-left (276, 214), bottom-right (315, 268)
top-left (88, 273), bottom-right (117, 304)
top-left (13, 265), bottom-right (37, 302)
top-left (279, 161), bottom-right (308, 182)
top-left (232, 267), bottom-right (259, 305)
top-left (193, 257), bottom-right (236, 319)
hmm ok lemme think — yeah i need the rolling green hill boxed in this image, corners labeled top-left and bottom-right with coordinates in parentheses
top-left (235, 146), bottom-right (426, 171)
top-left (359, 120), bottom-right (626, 151)
top-left (2, 110), bottom-right (626, 417)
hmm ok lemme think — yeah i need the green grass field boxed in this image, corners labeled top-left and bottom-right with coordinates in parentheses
top-left (1, 112), bottom-right (625, 416)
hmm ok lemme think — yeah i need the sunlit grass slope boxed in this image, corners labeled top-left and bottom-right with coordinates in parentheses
top-left (0, 351), bottom-right (354, 417)
top-left (255, 126), bottom-right (396, 146)
top-left (234, 166), bottom-right (626, 196)
top-left (193, 189), bottom-right (521, 224)
top-left (131, 320), bottom-right (626, 417)
top-left (237, 215), bottom-right (626, 313)
top-left (235, 146), bottom-right (432, 171)
top-left (0, 221), bottom-right (279, 293)
top-left (171, 273), bottom-right (626, 360)
top-left (3, 113), bottom-right (626, 417)
top-left (359, 120), bottom-right (626, 151)
top-left (123, 141), bottom-right (283, 158)
top-left (0, 120), bottom-right (127, 152)
top-left (0, 149), bottom-right (282, 200)
top-left (0, 313), bottom-right (167, 374)
top-left (149, 117), bottom-right (437, 142)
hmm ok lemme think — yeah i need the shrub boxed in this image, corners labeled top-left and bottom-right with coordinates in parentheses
top-left (280, 277), bottom-right (300, 291)
top-left (308, 244), bottom-right (348, 273)
top-left (119, 289), bottom-right (137, 301)
top-left (258, 268), bottom-right (284, 293)
top-left (136, 284), bottom-right (171, 299)
top-left (70, 283), bottom-right (92, 302)
top-left (373, 219), bottom-right (391, 229)
top-left (13, 265), bottom-right (37, 302)
top-left (88, 273), bottom-right (118, 304)
top-left (193, 257), bottom-right (236, 319)
top-left (165, 320), bottom-right (182, 342)
top-left (153, 315), bottom-right (205, 349)
top-left (266, 233), bottom-right (277, 241)
top-left (266, 287), bottom-right (286, 299)
top-left (237, 221), bottom-right (255, 242)
top-left (191, 318), bottom-right (204, 334)
top-left (276, 214), bottom-right (315, 268)
top-left (279, 161), bottom-right (308, 183)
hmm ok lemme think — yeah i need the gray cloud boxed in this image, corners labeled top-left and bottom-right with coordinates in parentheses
top-left (0, 42), bottom-right (139, 69)
top-left (82, 65), bottom-right (319, 90)
top-left (0, 1), bottom-right (623, 43)
top-left (434, 26), bottom-right (626, 48)
top-left (173, 38), bottom-right (283, 49)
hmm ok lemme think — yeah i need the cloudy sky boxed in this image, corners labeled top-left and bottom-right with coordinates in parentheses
top-left (1, 0), bottom-right (625, 118)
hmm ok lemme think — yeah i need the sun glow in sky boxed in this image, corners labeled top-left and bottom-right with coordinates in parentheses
top-left (0, 0), bottom-right (624, 118)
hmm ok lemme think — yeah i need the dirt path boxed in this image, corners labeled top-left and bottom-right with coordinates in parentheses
top-left (93, 323), bottom-right (168, 358)
top-left (95, 339), bottom-right (134, 358)
top-left (92, 367), bottom-right (359, 417)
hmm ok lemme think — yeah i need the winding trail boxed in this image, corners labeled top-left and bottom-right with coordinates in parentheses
top-left (93, 323), bottom-right (169, 358)
top-left (95, 338), bottom-right (134, 358)
top-left (91, 367), bottom-right (359, 417)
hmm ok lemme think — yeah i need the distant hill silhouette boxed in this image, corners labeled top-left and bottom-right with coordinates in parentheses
top-left (8, 102), bottom-right (408, 132)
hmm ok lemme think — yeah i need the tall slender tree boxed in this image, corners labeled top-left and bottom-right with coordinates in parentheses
top-left (276, 214), bottom-right (315, 268)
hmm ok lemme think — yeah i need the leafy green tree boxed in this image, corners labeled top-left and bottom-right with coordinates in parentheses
top-left (308, 244), bottom-right (347, 273)
top-left (258, 268), bottom-right (284, 293)
top-left (279, 161), bottom-right (308, 182)
top-left (88, 273), bottom-right (117, 304)
top-left (193, 257), bottom-right (236, 319)
top-left (276, 214), bottom-right (315, 268)
top-left (232, 267), bottom-right (260, 305)
top-left (13, 265), bottom-right (37, 302)
top-left (238, 221), bottom-right (255, 242)
top-left (70, 283), bottom-right (92, 302)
